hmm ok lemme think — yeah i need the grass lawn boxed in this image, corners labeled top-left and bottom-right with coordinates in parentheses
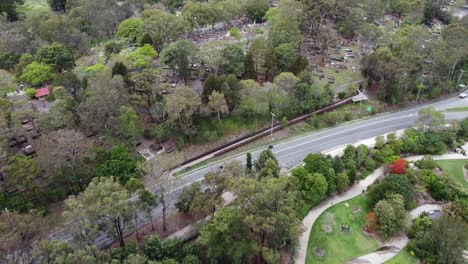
top-left (306, 195), bottom-right (379, 264)
top-left (435, 159), bottom-right (468, 189)
top-left (445, 107), bottom-right (468, 111)
top-left (385, 249), bottom-right (419, 264)
top-left (22, 0), bottom-right (49, 11)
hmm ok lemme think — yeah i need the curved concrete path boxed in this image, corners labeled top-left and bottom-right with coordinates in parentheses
top-left (294, 142), bottom-right (468, 264)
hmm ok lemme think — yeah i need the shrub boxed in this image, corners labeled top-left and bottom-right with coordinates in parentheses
top-left (338, 91), bottom-right (347, 99)
top-left (25, 88), bottom-right (37, 98)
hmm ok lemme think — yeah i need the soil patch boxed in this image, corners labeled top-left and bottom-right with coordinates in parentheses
top-left (323, 225), bottom-right (332, 233)
top-left (313, 247), bottom-right (325, 257)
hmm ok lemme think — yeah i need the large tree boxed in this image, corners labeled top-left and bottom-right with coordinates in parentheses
top-left (207, 91), bottom-right (229, 121)
top-left (0, 0), bottom-right (23, 22)
top-left (164, 85), bottom-right (201, 131)
top-left (37, 129), bottom-right (95, 192)
top-left (140, 10), bottom-right (188, 49)
top-left (63, 177), bottom-right (136, 248)
top-left (78, 72), bottom-right (128, 134)
top-left (35, 43), bottom-right (76, 72)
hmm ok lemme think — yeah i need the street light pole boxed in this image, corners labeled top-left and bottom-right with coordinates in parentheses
top-left (270, 112), bottom-right (275, 140)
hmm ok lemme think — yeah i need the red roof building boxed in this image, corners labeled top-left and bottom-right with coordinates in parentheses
top-left (35, 86), bottom-right (50, 98)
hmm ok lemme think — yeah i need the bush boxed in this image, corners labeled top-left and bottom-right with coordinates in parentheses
top-left (338, 91), bottom-right (347, 99)
top-left (415, 155), bottom-right (436, 169)
top-left (25, 88), bottom-right (37, 98)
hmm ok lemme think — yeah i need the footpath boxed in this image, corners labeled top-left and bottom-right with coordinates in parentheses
top-left (294, 133), bottom-right (468, 264)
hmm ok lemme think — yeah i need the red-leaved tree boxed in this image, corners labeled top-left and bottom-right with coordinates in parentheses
top-left (389, 158), bottom-right (407, 174)
top-left (364, 212), bottom-right (378, 233)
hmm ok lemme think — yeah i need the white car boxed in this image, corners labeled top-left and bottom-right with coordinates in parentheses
top-left (459, 92), bottom-right (467, 98)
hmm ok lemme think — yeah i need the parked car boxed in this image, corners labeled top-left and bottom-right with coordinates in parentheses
top-left (459, 92), bottom-right (467, 98)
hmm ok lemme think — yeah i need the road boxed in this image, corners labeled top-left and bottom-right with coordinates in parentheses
top-left (50, 96), bottom-right (468, 248)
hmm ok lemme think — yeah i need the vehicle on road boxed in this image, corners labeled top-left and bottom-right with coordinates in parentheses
top-left (459, 92), bottom-right (467, 98)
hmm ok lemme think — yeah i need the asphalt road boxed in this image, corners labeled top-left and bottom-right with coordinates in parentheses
top-left (52, 96), bottom-right (468, 248)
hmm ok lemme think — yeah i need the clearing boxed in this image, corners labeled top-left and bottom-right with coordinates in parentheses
top-left (435, 159), bottom-right (468, 189)
top-left (306, 194), bottom-right (379, 264)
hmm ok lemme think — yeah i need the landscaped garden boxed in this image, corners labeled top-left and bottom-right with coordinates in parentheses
top-left (385, 248), bottom-right (419, 264)
top-left (306, 195), bottom-right (379, 264)
top-left (435, 159), bottom-right (468, 189)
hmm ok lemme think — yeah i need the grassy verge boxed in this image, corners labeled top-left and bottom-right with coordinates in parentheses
top-left (306, 194), bottom-right (379, 264)
top-left (445, 107), bottom-right (468, 111)
top-left (174, 160), bottom-right (208, 177)
top-left (435, 159), bottom-right (468, 189)
top-left (384, 249), bottom-right (419, 264)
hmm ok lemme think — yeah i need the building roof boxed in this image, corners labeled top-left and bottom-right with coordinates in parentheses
top-left (35, 86), bottom-right (49, 98)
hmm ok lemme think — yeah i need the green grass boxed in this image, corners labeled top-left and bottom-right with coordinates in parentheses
top-left (306, 195), bottom-right (379, 264)
top-left (22, 0), bottom-right (49, 11)
top-left (385, 249), bottom-right (419, 264)
top-left (445, 107), bottom-right (468, 112)
top-left (435, 159), bottom-right (468, 189)
top-left (174, 160), bottom-right (208, 177)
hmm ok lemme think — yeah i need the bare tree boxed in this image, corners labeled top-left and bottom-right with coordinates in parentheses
top-left (143, 156), bottom-right (179, 232)
top-left (37, 129), bottom-right (95, 192)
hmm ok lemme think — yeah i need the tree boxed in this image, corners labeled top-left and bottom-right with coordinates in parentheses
top-left (207, 91), bottom-right (229, 121)
top-left (143, 157), bottom-right (179, 232)
top-left (78, 72), bottom-right (128, 133)
top-left (37, 129), bottom-right (95, 192)
top-left (118, 106), bottom-right (143, 147)
top-left (182, 2), bottom-right (216, 28)
top-left (416, 107), bottom-right (446, 132)
top-left (48, 0), bottom-right (67, 12)
top-left (364, 212), bottom-right (378, 233)
top-left (292, 167), bottom-right (327, 204)
top-left (52, 72), bottom-right (81, 96)
top-left (219, 44), bottom-right (245, 76)
top-left (408, 216), bottom-right (467, 264)
top-left (198, 176), bottom-right (302, 263)
top-left (164, 86), bottom-right (201, 131)
top-left (35, 43), bottom-right (76, 71)
top-left (6, 154), bottom-right (40, 194)
top-left (96, 144), bottom-right (138, 184)
top-left (135, 190), bottom-right (157, 234)
top-left (39, 87), bottom-right (77, 132)
top-left (246, 152), bottom-right (253, 174)
top-left (159, 40), bottom-right (198, 81)
top-left (116, 18), bottom-right (144, 42)
top-left (374, 194), bottom-right (408, 239)
top-left (274, 43), bottom-right (297, 71)
top-left (303, 153), bottom-right (336, 194)
top-left (254, 149), bottom-right (279, 176)
top-left (140, 10), bottom-right (188, 49)
top-left (0, 210), bottom-right (48, 264)
top-left (0, 0), bottom-right (23, 22)
top-left (112, 61), bottom-right (128, 78)
top-left (20, 62), bottom-right (55, 86)
top-left (63, 177), bottom-right (136, 248)
top-left (175, 182), bottom-right (201, 214)
top-left (389, 158), bottom-right (407, 174)
top-left (243, 52), bottom-right (256, 79)
top-left (244, 0), bottom-right (269, 22)
top-left (367, 174), bottom-right (415, 209)
top-left (335, 172), bottom-right (350, 193)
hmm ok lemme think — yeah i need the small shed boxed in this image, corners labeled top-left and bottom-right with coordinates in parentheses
top-left (35, 86), bottom-right (50, 99)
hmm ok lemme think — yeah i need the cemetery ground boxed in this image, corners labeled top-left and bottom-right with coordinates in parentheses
top-left (384, 248), bottom-right (419, 264)
top-left (435, 159), bottom-right (468, 189)
top-left (306, 194), bottom-right (379, 264)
